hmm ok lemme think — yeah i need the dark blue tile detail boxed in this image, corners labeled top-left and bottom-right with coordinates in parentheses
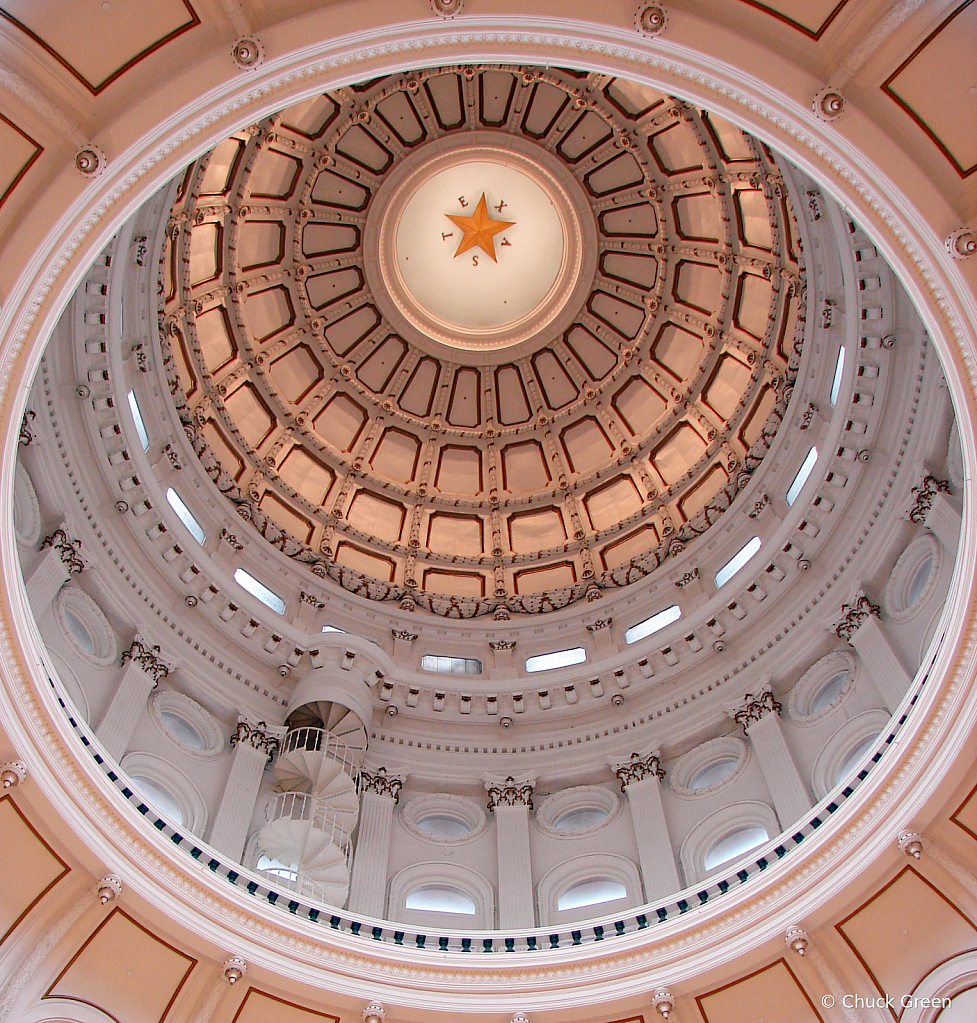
top-left (571, 930), bottom-right (582, 945)
top-left (461, 938), bottom-right (471, 951)
top-left (309, 909), bottom-right (319, 923)
top-left (615, 921), bottom-right (625, 935)
top-left (208, 859), bottom-right (219, 872)
top-left (737, 870), bottom-right (749, 882)
top-left (267, 892), bottom-right (278, 904)
top-left (226, 871), bottom-right (238, 883)
top-left (439, 936), bottom-right (449, 950)
top-left (483, 938), bottom-right (493, 952)
top-left (394, 932), bottom-right (404, 945)
top-left (505, 938), bottom-right (515, 951)
top-left (416, 934), bottom-right (426, 948)
top-left (549, 934), bottom-right (560, 948)
top-left (330, 916), bottom-right (341, 929)
top-left (593, 926), bottom-right (604, 940)
top-left (246, 881), bottom-right (258, 894)
top-left (527, 936), bottom-right (538, 949)
top-left (288, 901), bottom-right (299, 914)
top-left (697, 891), bottom-right (709, 904)
top-left (372, 927), bottom-right (382, 940)
top-left (678, 900), bottom-right (689, 913)
top-left (350, 922), bottom-right (361, 935)
top-left (757, 857), bottom-right (768, 870)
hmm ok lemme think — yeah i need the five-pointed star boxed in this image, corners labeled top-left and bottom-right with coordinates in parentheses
top-left (445, 193), bottom-right (514, 262)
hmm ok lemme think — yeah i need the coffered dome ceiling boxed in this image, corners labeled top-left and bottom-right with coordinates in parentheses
top-left (161, 65), bottom-right (804, 617)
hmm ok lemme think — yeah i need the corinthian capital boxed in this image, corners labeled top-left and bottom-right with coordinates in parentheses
top-left (359, 766), bottom-right (405, 803)
top-left (730, 689), bottom-right (782, 733)
top-left (484, 775), bottom-right (535, 810)
top-left (230, 715), bottom-right (285, 761)
top-left (613, 751), bottom-right (665, 791)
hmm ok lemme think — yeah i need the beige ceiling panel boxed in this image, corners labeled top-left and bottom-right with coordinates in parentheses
top-left (168, 327), bottom-right (197, 399)
top-left (651, 322), bottom-right (706, 382)
top-left (650, 122), bottom-right (704, 175)
top-left (279, 94), bottom-right (341, 140)
top-left (310, 169), bottom-right (370, 211)
top-left (370, 427), bottom-right (421, 482)
top-left (259, 492), bottom-right (314, 544)
top-left (244, 285), bottom-right (295, 342)
top-left (740, 385), bottom-right (778, 449)
top-left (613, 375), bottom-right (668, 435)
top-left (0, 797), bottom-right (69, 945)
top-left (679, 464), bottom-right (729, 520)
top-left (199, 138), bottom-right (244, 197)
top-left (239, 221), bottom-right (286, 272)
top-left (447, 367), bottom-right (481, 426)
top-left (335, 542), bottom-right (395, 582)
top-left (195, 307), bottom-right (237, 374)
top-left (697, 959), bottom-right (821, 1023)
top-left (561, 417), bottom-right (615, 474)
top-left (356, 336), bottom-right (407, 393)
top-left (558, 110), bottom-right (612, 162)
top-left (584, 152), bottom-right (645, 196)
top-left (652, 422), bottom-right (708, 485)
top-left (312, 393), bottom-right (367, 452)
top-left (479, 70), bottom-right (517, 126)
top-left (508, 508), bottom-right (567, 553)
top-left (422, 568), bottom-right (486, 598)
top-left (673, 192), bottom-right (723, 242)
top-left (495, 365), bottom-right (532, 424)
top-left (347, 491), bottom-right (406, 543)
top-left (202, 421), bottom-right (244, 479)
top-left (601, 252), bottom-right (659, 290)
top-left (734, 273), bottom-right (775, 339)
top-left (502, 440), bottom-right (550, 491)
top-left (733, 0), bottom-right (849, 38)
top-left (534, 351), bottom-right (579, 409)
top-left (604, 79), bottom-right (666, 118)
top-left (588, 292), bottom-right (645, 339)
top-left (703, 112), bottom-right (755, 163)
top-left (0, 0), bottom-right (198, 93)
top-left (952, 779), bottom-right (977, 844)
top-left (233, 990), bottom-right (340, 1023)
top-left (703, 353), bottom-right (753, 421)
top-left (376, 91), bottom-right (425, 146)
top-left (838, 866), bottom-right (977, 1017)
top-left (45, 908), bottom-right (194, 1023)
top-left (305, 268), bottom-right (364, 313)
top-left (600, 523), bottom-right (661, 570)
top-left (322, 305), bottom-right (380, 358)
top-left (522, 81), bottom-right (569, 137)
top-left (427, 512), bottom-right (484, 556)
top-left (584, 476), bottom-right (643, 531)
top-left (248, 148), bottom-right (302, 200)
top-left (277, 447), bottom-right (335, 506)
top-left (269, 344), bottom-right (323, 405)
top-left (672, 260), bottom-right (723, 315)
top-left (399, 357), bottom-right (440, 418)
top-left (565, 327), bottom-right (618, 381)
top-left (424, 73), bottom-right (465, 130)
top-left (514, 561), bottom-right (577, 594)
top-left (599, 202), bottom-right (659, 237)
top-left (435, 446), bottom-right (482, 495)
top-left (882, 1), bottom-right (977, 177)
top-left (0, 114), bottom-right (40, 210)
top-left (301, 223), bottom-right (359, 259)
top-left (223, 384), bottom-right (276, 449)
top-left (734, 189), bottom-right (774, 250)
top-left (336, 126), bottom-right (392, 174)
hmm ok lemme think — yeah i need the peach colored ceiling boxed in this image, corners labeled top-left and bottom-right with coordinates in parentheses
top-left (161, 66), bottom-right (804, 617)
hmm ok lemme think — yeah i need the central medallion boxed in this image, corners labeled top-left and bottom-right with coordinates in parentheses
top-left (368, 138), bottom-right (595, 358)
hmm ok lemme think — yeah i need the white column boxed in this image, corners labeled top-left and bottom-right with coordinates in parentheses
top-left (96, 658), bottom-right (158, 761)
top-left (614, 753), bottom-right (681, 901)
top-left (923, 490), bottom-right (961, 552)
top-left (485, 776), bottom-right (535, 930)
top-left (208, 717), bottom-right (283, 861)
top-left (347, 769), bottom-right (404, 918)
top-left (25, 545), bottom-right (70, 611)
top-left (848, 615), bottom-right (910, 712)
top-left (735, 691), bottom-right (812, 829)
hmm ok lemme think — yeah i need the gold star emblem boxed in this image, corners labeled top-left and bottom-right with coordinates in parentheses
top-left (445, 193), bottom-right (514, 262)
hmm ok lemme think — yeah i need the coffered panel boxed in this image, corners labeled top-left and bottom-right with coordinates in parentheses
top-left (232, 988), bottom-right (340, 1023)
top-left (733, 0), bottom-right (851, 38)
top-left (0, 113), bottom-right (41, 211)
top-left (697, 959), bottom-right (822, 1023)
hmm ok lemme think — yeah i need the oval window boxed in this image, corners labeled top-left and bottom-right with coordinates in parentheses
top-left (160, 711), bottom-right (205, 750)
top-left (704, 825), bottom-right (768, 871)
top-left (63, 607), bottom-right (95, 655)
top-left (130, 775), bottom-right (184, 825)
top-left (810, 670), bottom-right (850, 716)
top-left (405, 885), bottom-right (476, 914)
top-left (689, 757), bottom-right (738, 791)
top-left (553, 807), bottom-right (608, 831)
top-left (415, 814), bottom-right (471, 838)
top-left (557, 878), bottom-right (627, 911)
top-left (908, 554), bottom-right (934, 607)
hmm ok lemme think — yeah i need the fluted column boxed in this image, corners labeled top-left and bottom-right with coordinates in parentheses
top-left (347, 767), bottom-right (405, 918)
top-left (613, 752), bottom-right (681, 901)
top-left (836, 594), bottom-right (909, 712)
top-left (733, 690), bottom-right (811, 829)
top-left (96, 640), bottom-right (169, 761)
top-left (485, 775), bottom-right (536, 930)
top-left (208, 716), bottom-right (283, 861)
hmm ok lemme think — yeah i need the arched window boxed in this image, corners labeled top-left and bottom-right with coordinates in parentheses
top-left (389, 862), bottom-right (494, 928)
top-left (680, 801), bottom-right (780, 884)
top-left (703, 825), bottom-right (769, 871)
top-left (537, 854), bottom-right (640, 925)
top-left (811, 710), bottom-right (890, 800)
top-left (556, 878), bottom-right (627, 912)
top-left (405, 885), bottom-right (476, 915)
top-left (129, 775), bottom-right (185, 826)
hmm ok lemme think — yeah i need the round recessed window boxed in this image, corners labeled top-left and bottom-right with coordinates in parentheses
top-left (553, 807), bottom-right (609, 831)
top-left (63, 607), bottom-right (95, 655)
top-left (908, 555), bottom-right (934, 607)
top-left (885, 534), bottom-right (941, 619)
top-left (810, 670), bottom-right (850, 717)
top-left (689, 757), bottom-right (739, 791)
top-left (835, 734), bottom-right (879, 786)
top-left (54, 586), bottom-right (118, 666)
top-left (160, 711), bottom-right (205, 750)
top-left (415, 814), bottom-right (471, 839)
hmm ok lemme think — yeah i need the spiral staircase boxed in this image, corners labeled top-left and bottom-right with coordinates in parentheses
top-left (255, 698), bottom-right (367, 906)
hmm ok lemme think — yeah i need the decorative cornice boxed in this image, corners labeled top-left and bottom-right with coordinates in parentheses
top-left (120, 638), bottom-right (169, 685)
top-left (908, 474), bottom-right (950, 523)
top-left (300, 590), bottom-right (326, 609)
top-left (674, 567), bottom-right (699, 587)
top-left (835, 594), bottom-right (882, 642)
top-left (219, 527), bottom-right (244, 551)
top-left (359, 766), bottom-right (405, 803)
top-left (485, 775), bottom-right (535, 810)
top-left (39, 526), bottom-right (84, 574)
top-left (230, 717), bottom-right (282, 760)
top-left (614, 751), bottom-right (665, 790)
top-left (391, 629), bottom-right (418, 642)
top-left (489, 639), bottom-right (516, 651)
top-left (732, 691), bottom-right (782, 732)
top-left (586, 618), bottom-right (613, 632)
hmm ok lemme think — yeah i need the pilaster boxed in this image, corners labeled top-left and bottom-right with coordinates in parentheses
top-left (347, 767), bottom-right (405, 918)
top-left (485, 775), bottom-right (536, 929)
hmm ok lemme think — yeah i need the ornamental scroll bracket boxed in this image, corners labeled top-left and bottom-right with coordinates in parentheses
top-left (484, 775), bottom-right (536, 811)
top-left (613, 751), bottom-right (665, 791)
top-left (359, 766), bottom-right (405, 803)
top-left (834, 593), bottom-right (882, 642)
top-left (230, 716), bottom-right (285, 761)
top-left (120, 637), bottom-right (169, 686)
